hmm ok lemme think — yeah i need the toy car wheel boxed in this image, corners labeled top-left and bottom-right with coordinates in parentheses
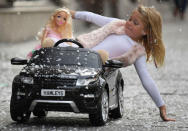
top-left (89, 88), bottom-right (109, 126)
top-left (109, 83), bottom-right (124, 119)
top-left (10, 95), bottom-right (31, 123)
top-left (33, 109), bottom-right (48, 117)
top-left (10, 83), bottom-right (31, 123)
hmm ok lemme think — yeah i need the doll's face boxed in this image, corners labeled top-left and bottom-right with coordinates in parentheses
top-left (125, 10), bottom-right (146, 41)
top-left (54, 11), bottom-right (68, 27)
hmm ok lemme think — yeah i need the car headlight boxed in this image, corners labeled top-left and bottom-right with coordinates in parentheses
top-left (21, 77), bottom-right (33, 84)
top-left (76, 78), bottom-right (97, 86)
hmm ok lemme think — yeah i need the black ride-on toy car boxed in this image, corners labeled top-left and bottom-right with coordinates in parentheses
top-left (10, 39), bottom-right (125, 126)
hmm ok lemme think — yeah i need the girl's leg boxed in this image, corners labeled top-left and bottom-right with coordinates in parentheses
top-left (97, 50), bottom-right (109, 64)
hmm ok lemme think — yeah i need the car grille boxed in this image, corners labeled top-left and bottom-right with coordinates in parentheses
top-left (34, 78), bottom-right (77, 87)
top-left (35, 103), bottom-right (74, 112)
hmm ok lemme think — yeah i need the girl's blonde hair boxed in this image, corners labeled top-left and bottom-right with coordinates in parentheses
top-left (136, 5), bottom-right (165, 68)
top-left (47, 7), bottom-right (73, 39)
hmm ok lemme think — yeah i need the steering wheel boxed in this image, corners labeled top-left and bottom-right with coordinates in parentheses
top-left (54, 39), bottom-right (84, 48)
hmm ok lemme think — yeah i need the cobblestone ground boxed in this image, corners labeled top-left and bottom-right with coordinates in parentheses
top-left (0, 1), bottom-right (188, 131)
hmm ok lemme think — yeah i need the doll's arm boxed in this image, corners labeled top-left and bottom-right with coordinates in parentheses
top-left (41, 28), bottom-right (48, 45)
top-left (74, 11), bottom-right (119, 26)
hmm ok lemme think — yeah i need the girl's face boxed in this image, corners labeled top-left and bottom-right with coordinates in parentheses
top-left (125, 10), bottom-right (146, 41)
top-left (54, 11), bottom-right (67, 27)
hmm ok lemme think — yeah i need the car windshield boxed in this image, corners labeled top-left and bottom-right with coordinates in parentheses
top-left (29, 47), bottom-right (102, 68)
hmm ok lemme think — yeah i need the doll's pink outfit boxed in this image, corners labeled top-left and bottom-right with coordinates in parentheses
top-left (45, 27), bottom-right (62, 43)
top-left (45, 27), bottom-right (77, 47)
top-left (27, 27), bottom-right (78, 59)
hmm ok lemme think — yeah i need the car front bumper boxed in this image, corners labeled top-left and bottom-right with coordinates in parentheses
top-left (13, 79), bottom-right (104, 114)
top-left (28, 87), bottom-right (102, 114)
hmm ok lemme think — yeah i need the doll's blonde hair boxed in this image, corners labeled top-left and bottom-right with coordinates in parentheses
top-left (136, 5), bottom-right (165, 68)
top-left (47, 7), bottom-right (73, 39)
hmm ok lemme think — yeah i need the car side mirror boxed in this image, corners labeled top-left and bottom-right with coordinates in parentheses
top-left (11, 57), bottom-right (28, 65)
top-left (103, 60), bottom-right (124, 68)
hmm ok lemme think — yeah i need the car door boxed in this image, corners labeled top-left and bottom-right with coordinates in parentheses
top-left (104, 68), bottom-right (118, 108)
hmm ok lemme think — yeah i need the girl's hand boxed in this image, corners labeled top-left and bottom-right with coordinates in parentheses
top-left (70, 10), bottom-right (76, 19)
top-left (159, 105), bottom-right (176, 121)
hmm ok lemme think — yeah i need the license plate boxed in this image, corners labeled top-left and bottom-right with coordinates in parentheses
top-left (41, 89), bottom-right (65, 96)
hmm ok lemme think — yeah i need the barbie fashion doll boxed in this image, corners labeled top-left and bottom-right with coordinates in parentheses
top-left (27, 7), bottom-right (77, 58)
top-left (40, 7), bottom-right (73, 47)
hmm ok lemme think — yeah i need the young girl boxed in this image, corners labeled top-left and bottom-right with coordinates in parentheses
top-left (71, 5), bottom-right (175, 121)
top-left (27, 7), bottom-right (77, 58)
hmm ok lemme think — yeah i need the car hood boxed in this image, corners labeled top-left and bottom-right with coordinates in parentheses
top-left (20, 65), bottom-right (101, 79)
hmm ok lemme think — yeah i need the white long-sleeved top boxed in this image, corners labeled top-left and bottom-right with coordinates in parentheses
top-left (75, 11), bottom-right (164, 107)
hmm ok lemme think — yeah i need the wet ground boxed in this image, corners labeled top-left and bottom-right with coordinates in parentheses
top-left (0, 0), bottom-right (188, 131)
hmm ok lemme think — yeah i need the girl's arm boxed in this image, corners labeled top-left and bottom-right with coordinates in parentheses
top-left (134, 56), bottom-right (175, 121)
top-left (134, 56), bottom-right (165, 107)
top-left (71, 10), bottom-right (119, 27)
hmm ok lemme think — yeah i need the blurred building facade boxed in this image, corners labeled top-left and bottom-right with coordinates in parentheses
top-left (0, 0), bottom-right (183, 43)
top-left (0, 0), bottom-right (60, 43)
